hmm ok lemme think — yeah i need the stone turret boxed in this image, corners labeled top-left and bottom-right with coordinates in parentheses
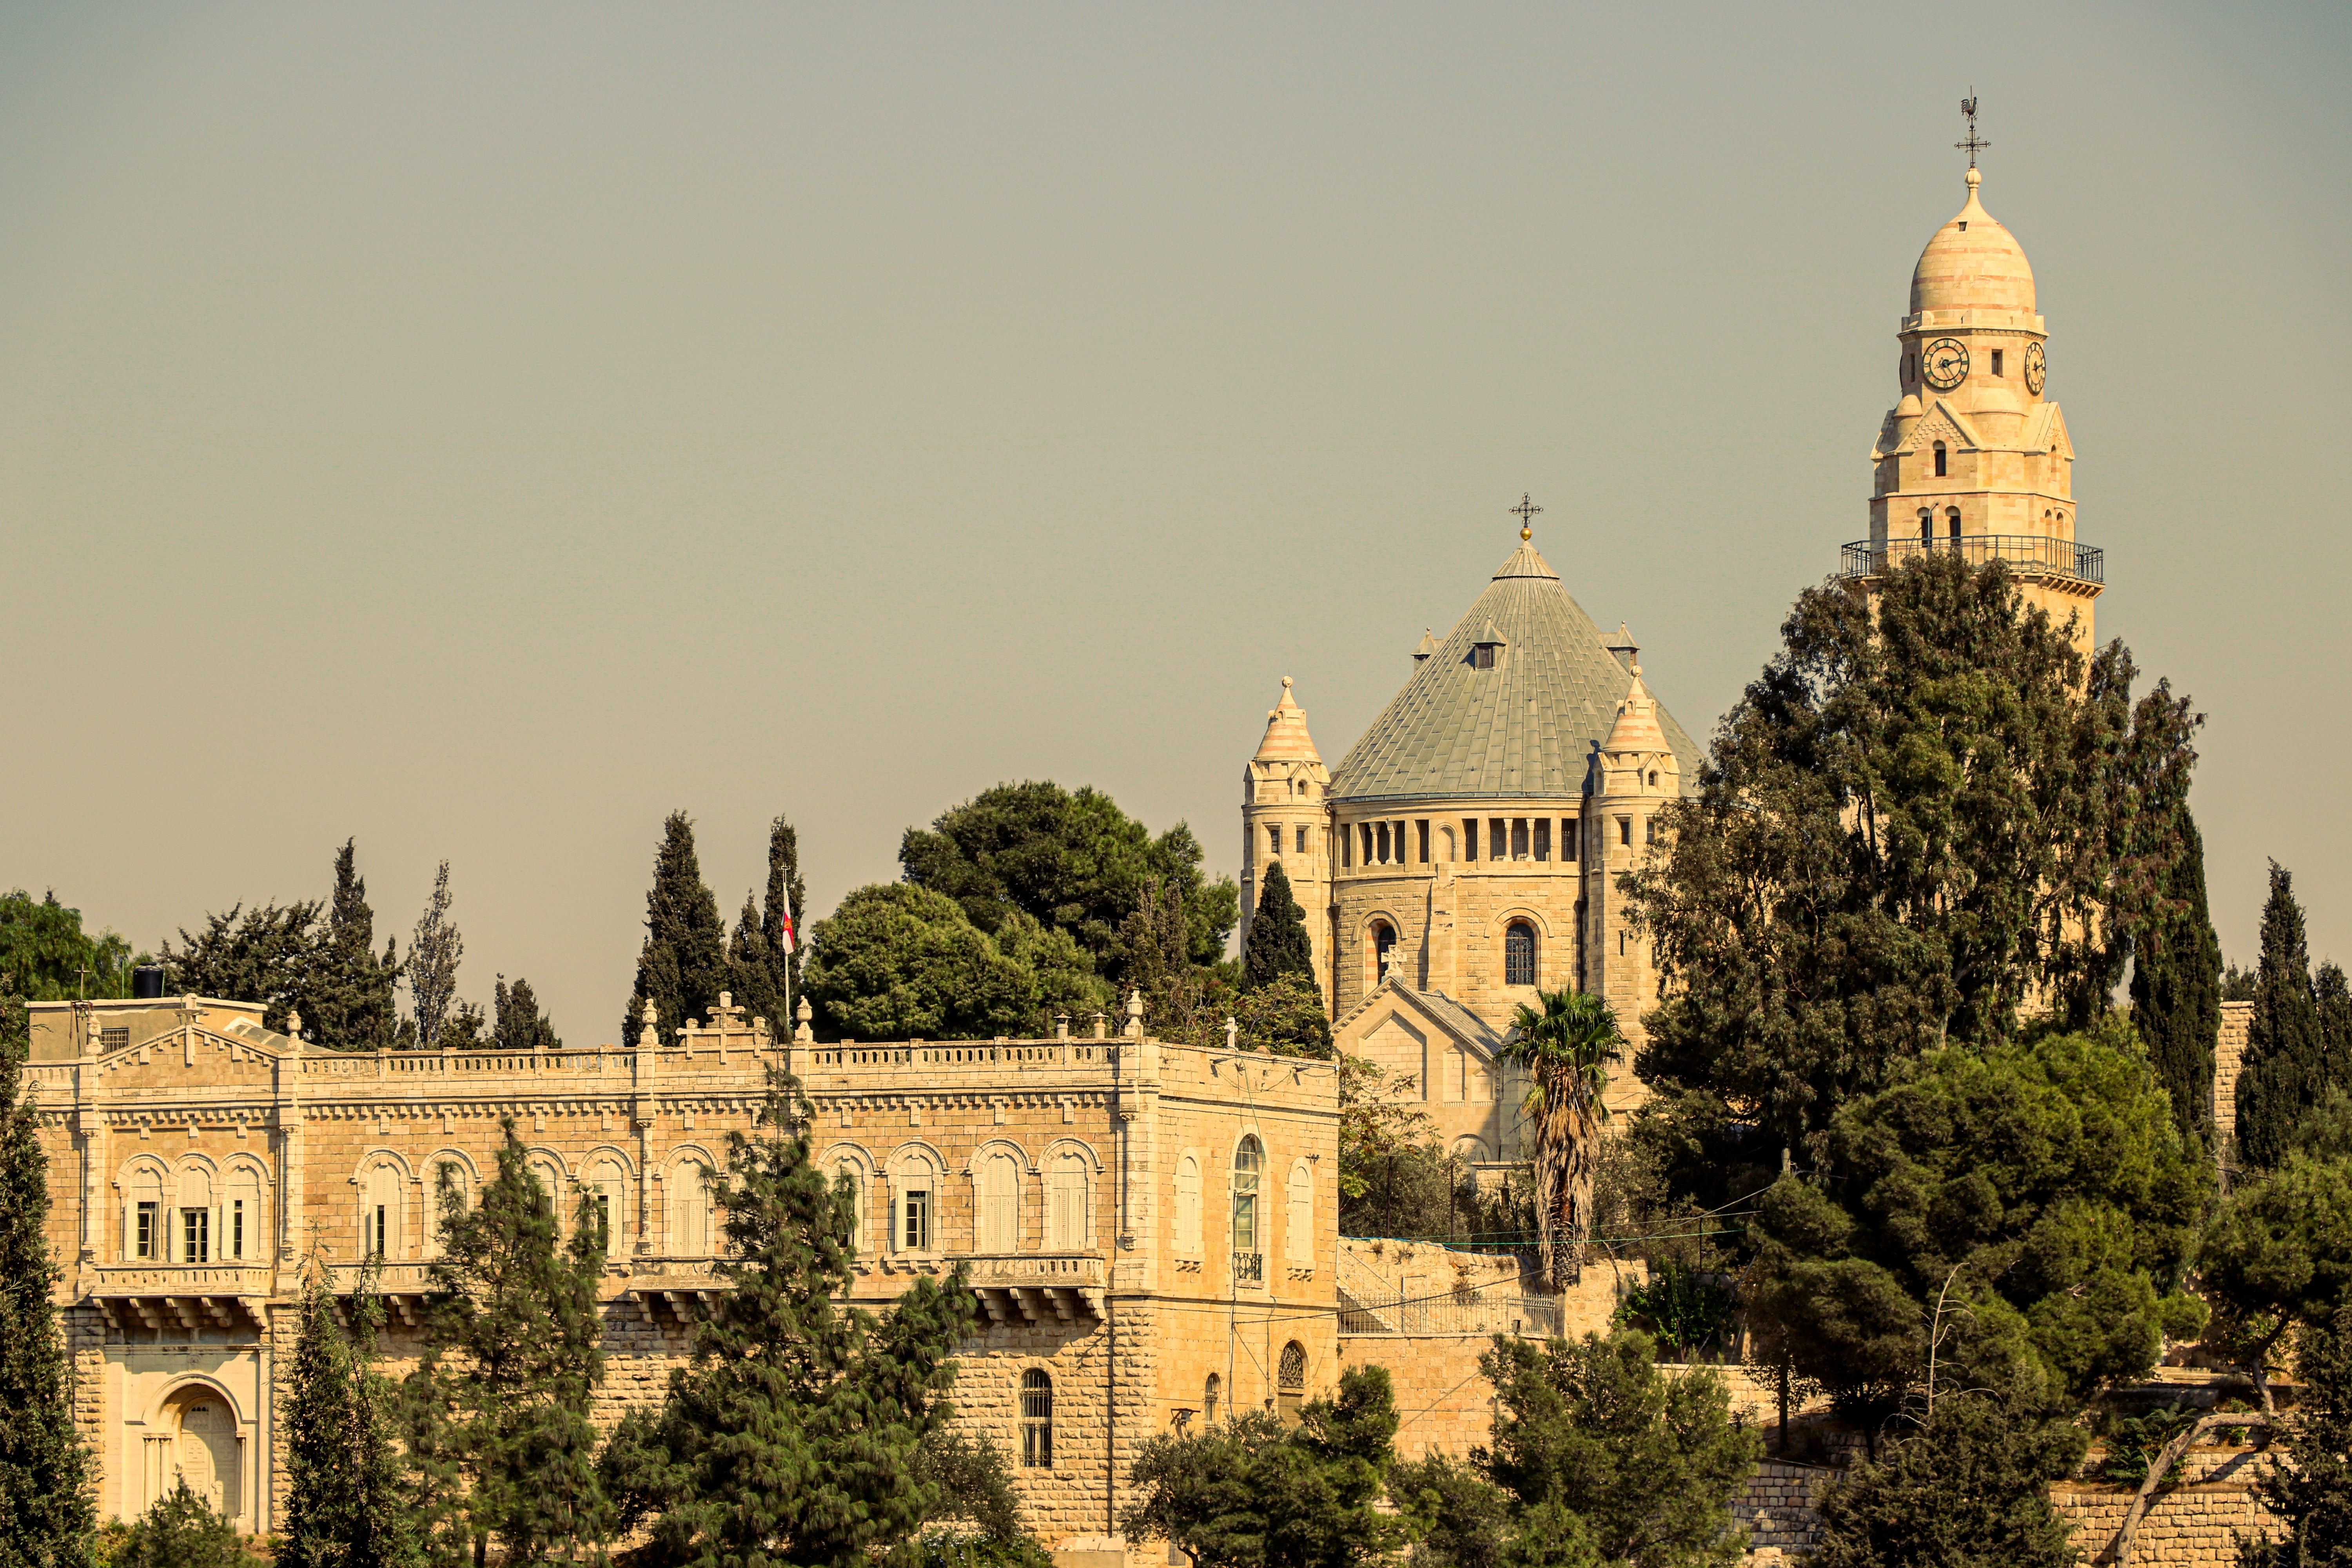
top-left (1582, 664), bottom-right (1680, 1066)
top-left (1240, 677), bottom-right (1332, 982)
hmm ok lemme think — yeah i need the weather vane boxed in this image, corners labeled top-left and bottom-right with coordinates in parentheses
top-left (1510, 492), bottom-right (1541, 541)
top-left (1956, 91), bottom-right (1989, 169)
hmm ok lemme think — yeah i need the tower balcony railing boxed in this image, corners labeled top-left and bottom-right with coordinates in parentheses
top-left (1840, 535), bottom-right (2103, 584)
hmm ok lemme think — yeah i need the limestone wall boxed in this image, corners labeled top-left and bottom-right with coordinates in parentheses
top-left (2214, 999), bottom-right (2252, 1160)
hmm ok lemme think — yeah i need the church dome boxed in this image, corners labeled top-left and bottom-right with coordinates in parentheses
top-left (1909, 168), bottom-right (2036, 316)
top-left (1327, 538), bottom-right (1703, 803)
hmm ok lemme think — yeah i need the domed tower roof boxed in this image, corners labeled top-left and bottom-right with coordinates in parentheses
top-left (1910, 167), bottom-right (2036, 316)
top-left (1601, 666), bottom-right (1668, 755)
top-left (1328, 537), bottom-right (1703, 802)
top-left (1252, 676), bottom-right (1323, 764)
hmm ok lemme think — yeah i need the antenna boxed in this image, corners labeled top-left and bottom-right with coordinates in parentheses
top-left (1955, 92), bottom-right (1990, 169)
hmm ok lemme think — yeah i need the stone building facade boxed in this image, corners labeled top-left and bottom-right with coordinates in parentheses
top-left (25, 990), bottom-right (1339, 1562)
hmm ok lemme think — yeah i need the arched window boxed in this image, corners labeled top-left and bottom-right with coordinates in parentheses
top-left (1919, 510), bottom-right (1933, 546)
top-left (1279, 1342), bottom-right (1308, 1425)
top-left (225, 1163), bottom-right (265, 1262)
top-left (668, 1156), bottom-right (713, 1257)
top-left (124, 1161), bottom-right (165, 1260)
top-left (1505, 923), bottom-right (1535, 987)
top-left (1947, 508), bottom-right (1962, 541)
top-left (1373, 922), bottom-right (1396, 984)
top-left (1285, 1161), bottom-right (1313, 1264)
top-left (425, 1158), bottom-right (471, 1259)
top-left (177, 1165), bottom-right (214, 1264)
top-left (835, 1158), bottom-right (869, 1257)
top-left (361, 1163), bottom-right (402, 1261)
top-left (584, 1156), bottom-right (628, 1250)
top-left (891, 1153), bottom-right (940, 1254)
top-left (1232, 1136), bottom-right (1263, 1283)
top-left (1020, 1369), bottom-right (1054, 1468)
top-left (1174, 1154), bottom-right (1203, 1257)
top-left (1047, 1151), bottom-right (1090, 1252)
top-left (977, 1151), bottom-right (1020, 1253)
top-left (1203, 1372), bottom-right (1223, 1426)
top-left (1933, 441), bottom-right (1948, 477)
top-left (527, 1156), bottom-right (566, 1228)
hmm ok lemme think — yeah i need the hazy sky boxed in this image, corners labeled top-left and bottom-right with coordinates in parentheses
top-left (5, 2), bottom-right (2348, 1044)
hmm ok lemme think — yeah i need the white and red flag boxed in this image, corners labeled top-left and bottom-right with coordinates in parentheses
top-left (778, 911), bottom-right (796, 953)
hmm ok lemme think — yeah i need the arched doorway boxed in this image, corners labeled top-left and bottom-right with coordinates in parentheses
top-left (163, 1386), bottom-right (241, 1524)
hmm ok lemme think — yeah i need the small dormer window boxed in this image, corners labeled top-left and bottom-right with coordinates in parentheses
top-left (1472, 644), bottom-right (1495, 670)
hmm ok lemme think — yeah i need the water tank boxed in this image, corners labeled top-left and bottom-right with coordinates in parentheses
top-left (132, 965), bottom-right (167, 1000)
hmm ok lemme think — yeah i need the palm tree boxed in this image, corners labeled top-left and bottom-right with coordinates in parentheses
top-left (1501, 988), bottom-right (1624, 1289)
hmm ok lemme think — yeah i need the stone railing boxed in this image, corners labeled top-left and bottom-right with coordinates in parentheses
top-left (964, 1252), bottom-right (1105, 1290)
top-left (807, 1041), bottom-right (1120, 1072)
top-left (83, 1263), bottom-right (276, 1299)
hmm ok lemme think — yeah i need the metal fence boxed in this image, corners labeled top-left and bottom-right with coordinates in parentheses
top-left (1338, 1285), bottom-right (1563, 1339)
top-left (1839, 534), bottom-right (2103, 583)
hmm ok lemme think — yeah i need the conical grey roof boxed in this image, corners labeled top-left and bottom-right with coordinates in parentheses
top-left (1327, 541), bottom-right (1704, 802)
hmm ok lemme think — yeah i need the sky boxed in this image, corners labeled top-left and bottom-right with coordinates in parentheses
top-left (4, 1), bottom-right (2348, 1044)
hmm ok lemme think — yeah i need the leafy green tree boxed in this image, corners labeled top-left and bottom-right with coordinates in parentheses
top-left (2130, 815), bottom-right (2223, 1152)
top-left (1116, 877), bottom-right (1234, 1047)
top-left (804, 884), bottom-right (1109, 1041)
top-left (1231, 973), bottom-right (1333, 1057)
top-left (406, 862), bottom-right (463, 1051)
top-left (107, 1479), bottom-right (258, 1568)
top-left (303, 842), bottom-right (403, 1051)
top-left (1243, 862), bottom-right (1316, 992)
top-left (1622, 555), bottom-right (2201, 1196)
top-left (2239, 1301), bottom-right (2352, 1567)
top-left (165, 900), bottom-right (325, 1033)
top-left (277, 1266), bottom-right (410, 1568)
top-left (0, 889), bottom-right (136, 1000)
top-left (1808, 1395), bottom-right (2083, 1568)
top-left (623, 813), bottom-right (731, 1051)
top-left (1501, 991), bottom-right (1623, 1288)
top-left (409, 1123), bottom-right (609, 1566)
top-left (1474, 1331), bottom-right (1759, 1568)
top-left (901, 781), bottom-right (1238, 974)
top-left (1390, 1452), bottom-right (1512, 1568)
top-left (490, 976), bottom-right (559, 1052)
top-left (2236, 862), bottom-right (2332, 1171)
top-left (598, 1069), bottom-right (973, 1568)
top-left (1745, 1020), bottom-right (2209, 1433)
top-left (1122, 1366), bottom-right (1405, 1568)
top-left (2196, 1151), bottom-right (2352, 1405)
top-left (0, 1008), bottom-right (96, 1568)
top-left (904, 1428), bottom-right (1054, 1566)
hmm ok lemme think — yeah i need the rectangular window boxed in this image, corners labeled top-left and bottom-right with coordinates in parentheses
top-left (1512, 819), bottom-right (1529, 860)
top-left (231, 1199), bottom-right (245, 1260)
top-left (1269, 826), bottom-right (1281, 856)
top-left (1618, 817), bottom-right (1632, 847)
top-left (371, 1205), bottom-right (387, 1259)
top-left (1533, 819), bottom-right (1550, 862)
top-left (1472, 644), bottom-right (1495, 670)
top-left (1341, 827), bottom-right (1352, 867)
top-left (592, 1192), bottom-right (612, 1244)
top-left (902, 1189), bottom-right (931, 1252)
top-left (1463, 818), bottom-right (1479, 861)
top-left (100, 1026), bottom-right (129, 1053)
top-left (1563, 818), bottom-right (1579, 863)
top-left (1416, 820), bottom-right (1429, 863)
top-left (1991, 349), bottom-right (2004, 376)
top-left (1295, 826), bottom-right (1308, 855)
top-left (1375, 822), bottom-right (1390, 864)
top-left (181, 1207), bottom-right (209, 1264)
top-left (136, 1201), bottom-right (159, 1260)
top-left (1490, 820), bottom-right (1506, 863)
top-left (1360, 824), bottom-right (1374, 866)
top-left (1646, 818), bottom-right (1659, 846)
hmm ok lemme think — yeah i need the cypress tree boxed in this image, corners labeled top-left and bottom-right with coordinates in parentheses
top-left (2236, 862), bottom-right (2329, 1170)
top-left (0, 1001), bottom-right (96, 1568)
top-left (727, 894), bottom-right (782, 1033)
top-left (278, 1267), bottom-right (409, 1568)
top-left (2132, 816), bottom-right (2223, 1151)
top-left (762, 814), bottom-right (808, 1004)
top-left (622, 813), bottom-right (729, 1049)
top-left (305, 841), bottom-right (402, 1051)
top-left (407, 862), bottom-right (463, 1052)
top-left (1242, 860), bottom-right (1316, 992)
top-left (490, 976), bottom-right (559, 1052)
top-left (413, 1123), bottom-right (610, 1565)
top-left (599, 1070), bottom-right (972, 1567)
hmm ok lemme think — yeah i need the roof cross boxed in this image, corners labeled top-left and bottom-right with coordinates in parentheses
top-left (1510, 493), bottom-right (1542, 541)
top-left (1955, 92), bottom-right (1990, 169)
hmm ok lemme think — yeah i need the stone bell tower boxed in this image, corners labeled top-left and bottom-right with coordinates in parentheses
top-left (1847, 105), bottom-right (2103, 650)
top-left (1240, 677), bottom-right (1333, 982)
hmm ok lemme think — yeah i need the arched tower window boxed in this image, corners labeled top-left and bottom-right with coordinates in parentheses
top-left (1933, 441), bottom-right (1948, 477)
top-left (1947, 508), bottom-right (1962, 541)
top-left (1504, 922), bottom-right (1535, 987)
top-left (1204, 1372), bottom-right (1223, 1425)
top-left (1279, 1341), bottom-right (1308, 1424)
top-left (1020, 1369), bottom-right (1054, 1468)
top-left (1373, 922), bottom-right (1396, 983)
top-left (1918, 510), bottom-right (1933, 546)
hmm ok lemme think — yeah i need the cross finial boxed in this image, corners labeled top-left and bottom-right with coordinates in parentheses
top-left (1955, 92), bottom-right (1989, 170)
top-left (1510, 492), bottom-right (1541, 541)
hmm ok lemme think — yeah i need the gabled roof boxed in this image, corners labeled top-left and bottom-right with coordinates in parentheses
top-left (1328, 541), bottom-right (1704, 802)
top-left (1332, 976), bottom-right (1511, 1063)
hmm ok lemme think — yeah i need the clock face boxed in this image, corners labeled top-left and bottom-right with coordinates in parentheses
top-left (2024, 341), bottom-right (2047, 395)
top-left (1922, 337), bottom-right (1969, 391)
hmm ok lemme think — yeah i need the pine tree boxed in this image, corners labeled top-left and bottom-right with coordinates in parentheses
top-left (726, 894), bottom-right (782, 1033)
top-left (407, 862), bottom-right (463, 1052)
top-left (599, 1069), bottom-right (973, 1567)
top-left (0, 1005), bottom-right (96, 1568)
top-left (2241, 1301), bottom-right (2352, 1566)
top-left (763, 815), bottom-right (808, 1005)
top-left (412, 1123), bottom-right (610, 1566)
top-left (490, 976), bottom-right (559, 1052)
top-left (622, 813), bottom-right (729, 1050)
top-left (305, 841), bottom-right (402, 1051)
top-left (2132, 815), bottom-right (2223, 1151)
top-left (1242, 860), bottom-right (1316, 993)
top-left (278, 1266), bottom-right (410, 1568)
top-left (2236, 862), bottom-right (2329, 1169)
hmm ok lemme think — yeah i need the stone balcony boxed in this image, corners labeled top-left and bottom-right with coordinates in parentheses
top-left (1840, 534), bottom-right (2104, 584)
top-left (964, 1251), bottom-right (1105, 1324)
top-left (83, 1264), bottom-right (275, 1337)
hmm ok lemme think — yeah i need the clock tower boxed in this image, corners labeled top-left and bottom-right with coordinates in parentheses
top-left (1846, 131), bottom-right (2102, 648)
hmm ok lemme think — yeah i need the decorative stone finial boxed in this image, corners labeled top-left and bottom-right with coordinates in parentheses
top-left (1123, 990), bottom-right (1145, 1038)
top-left (719, 991), bottom-right (733, 1011)
top-left (794, 995), bottom-right (814, 1044)
top-left (286, 1009), bottom-right (303, 1041)
top-left (642, 997), bottom-right (658, 1025)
